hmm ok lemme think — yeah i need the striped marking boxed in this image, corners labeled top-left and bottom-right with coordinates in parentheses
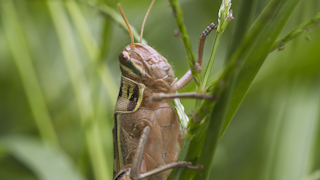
top-left (114, 76), bottom-right (145, 176)
top-left (114, 168), bottom-right (130, 180)
top-left (116, 114), bottom-right (124, 169)
top-left (115, 76), bottom-right (145, 113)
top-left (120, 58), bottom-right (142, 78)
top-left (128, 85), bottom-right (139, 111)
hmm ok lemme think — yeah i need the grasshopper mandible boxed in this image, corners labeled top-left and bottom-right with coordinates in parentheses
top-left (113, 1), bottom-right (216, 179)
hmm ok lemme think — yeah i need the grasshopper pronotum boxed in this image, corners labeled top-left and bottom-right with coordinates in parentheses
top-left (113, 1), bottom-right (216, 179)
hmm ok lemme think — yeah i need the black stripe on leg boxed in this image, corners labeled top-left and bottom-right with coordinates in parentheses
top-left (114, 168), bottom-right (130, 180)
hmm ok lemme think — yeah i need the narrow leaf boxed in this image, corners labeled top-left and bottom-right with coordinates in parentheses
top-left (0, 136), bottom-right (85, 180)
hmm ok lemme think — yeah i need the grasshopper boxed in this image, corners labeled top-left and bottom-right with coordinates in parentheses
top-left (113, 1), bottom-right (216, 179)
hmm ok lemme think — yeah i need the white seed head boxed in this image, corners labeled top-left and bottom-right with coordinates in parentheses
top-left (218, 0), bottom-right (234, 33)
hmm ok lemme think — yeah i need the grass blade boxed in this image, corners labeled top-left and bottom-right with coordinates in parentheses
top-left (0, 1), bottom-right (58, 146)
top-left (170, 0), bottom-right (301, 179)
top-left (0, 136), bottom-right (85, 180)
top-left (220, 0), bottom-right (301, 139)
top-left (65, 1), bottom-right (118, 106)
top-left (46, 1), bottom-right (111, 179)
top-left (169, 0), bottom-right (200, 86)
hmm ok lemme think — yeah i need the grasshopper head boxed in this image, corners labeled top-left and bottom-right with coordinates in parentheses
top-left (117, 1), bottom-right (176, 92)
top-left (119, 43), bottom-right (177, 92)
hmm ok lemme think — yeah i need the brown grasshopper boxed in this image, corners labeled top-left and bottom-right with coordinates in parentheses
top-left (113, 1), bottom-right (216, 179)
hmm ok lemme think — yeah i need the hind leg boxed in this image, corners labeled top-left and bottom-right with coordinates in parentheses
top-left (130, 126), bottom-right (202, 180)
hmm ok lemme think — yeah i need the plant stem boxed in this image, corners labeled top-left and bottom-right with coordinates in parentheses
top-left (1, 1), bottom-right (59, 147)
top-left (202, 33), bottom-right (222, 87)
top-left (66, 1), bottom-right (117, 106)
top-left (172, 0), bottom-right (301, 178)
top-left (169, 0), bottom-right (200, 87)
top-left (46, 1), bottom-right (110, 180)
top-left (271, 12), bottom-right (320, 52)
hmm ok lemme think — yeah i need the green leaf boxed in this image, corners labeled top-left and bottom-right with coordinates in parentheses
top-left (0, 136), bottom-right (85, 180)
top-left (46, 1), bottom-right (111, 179)
top-left (170, 0), bottom-right (301, 179)
top-left (169, 0), bottom-right (200, 86)
top-left (221, 0), bottom-right (301, 139)
top-left (303, 170), bottom-right (320, 180)
top-left (0, 0), bottom-right (58, 146)
top-left (198, 0), bottom-right (301, 178)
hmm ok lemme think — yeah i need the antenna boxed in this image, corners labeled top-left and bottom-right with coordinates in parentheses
top-left (140, 0), bottom-right (155, 43)
top-left (118, 4), bottom-right (134, 48)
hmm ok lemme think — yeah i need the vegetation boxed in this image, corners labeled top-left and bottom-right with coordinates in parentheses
top-left (0, 0), bottom-right (319, 180)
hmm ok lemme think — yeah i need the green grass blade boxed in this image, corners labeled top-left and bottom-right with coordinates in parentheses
top-left (170, 0), bottom-right (301, 179)
top-left (220, 0), bottom-right (301, 139)
top-left (226, 0), bottom-right (257, 59)
top-left (303, 170), bottom-right (320, 180)
top-left (0, 1), bottom-right (59, 147)
top-left (0, 136), bottom-right (85, 180)
top-left (271, 12), bottom-right (320, 52)
top-left (46, 1), bottom-right (111, 179)
top-left (169, 0), bottom-right (200, 86)
top-left (90, 1), bottom-right (147, 44)
top-left (201, 0), bottom-right (301, 178)
top-left (202, 33), bottom-right (222, 87)
top-left (65, 1), bottom-right (117, 106)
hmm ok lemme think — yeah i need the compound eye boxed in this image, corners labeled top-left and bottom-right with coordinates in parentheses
top-left (167, 68), bottom-right (174, 78)
top-left (119, 51), bottom-right (130, 64)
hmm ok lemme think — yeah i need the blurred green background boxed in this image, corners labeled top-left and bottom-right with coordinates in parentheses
top-left (0, 0), bottom-right (319, 180)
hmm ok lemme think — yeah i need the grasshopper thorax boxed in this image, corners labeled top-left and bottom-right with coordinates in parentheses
top-left (119, 43), bottom-right (177, 93)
